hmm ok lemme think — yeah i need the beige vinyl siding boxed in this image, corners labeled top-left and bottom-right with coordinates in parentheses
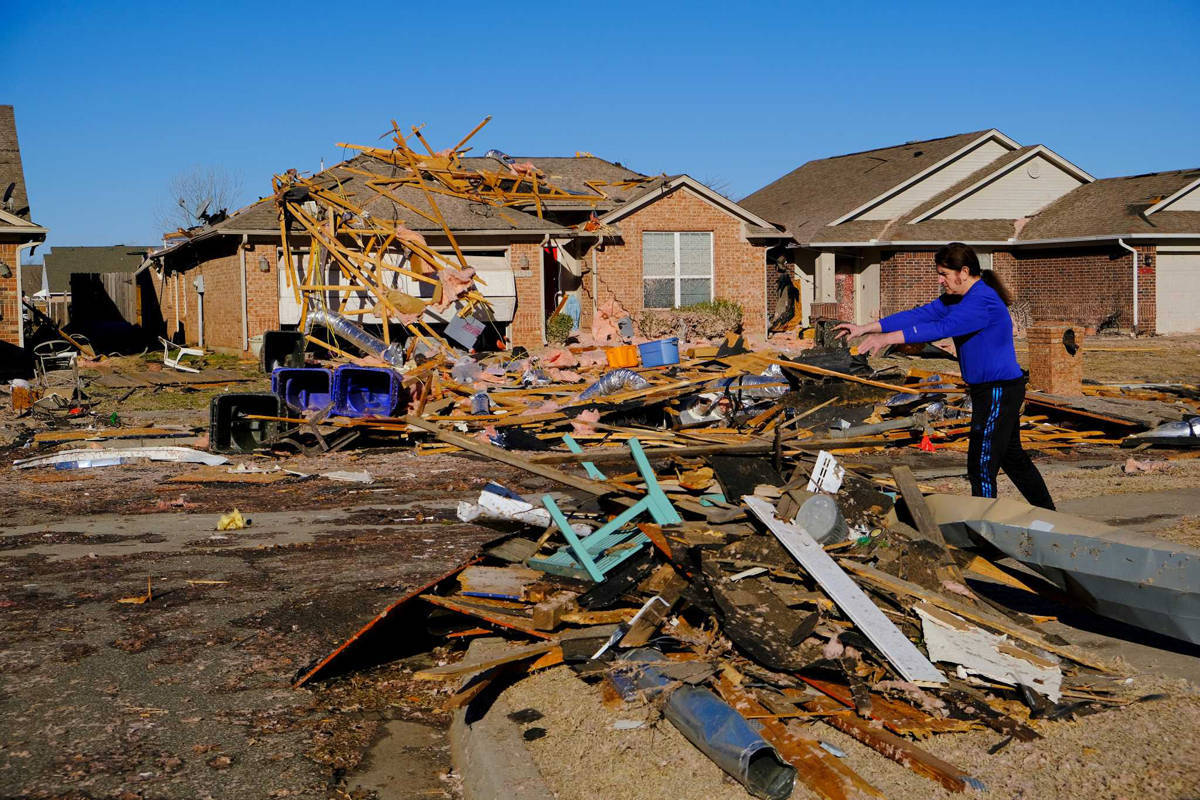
top-left (929, 154), bottom-right (1084, 220)
top-left (858, 138), bottom-right (1013, 220)
top-left (1162, 187), bottom-right (1200, 211)
top-left (1156, 247), bottom-right (1200, 333)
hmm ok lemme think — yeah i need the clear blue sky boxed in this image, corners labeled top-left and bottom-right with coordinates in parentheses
top-left (5, 0), bottom-right (1199, 260)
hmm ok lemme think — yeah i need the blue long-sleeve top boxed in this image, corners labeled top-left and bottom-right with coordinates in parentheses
top-left (878, 280), bottom-right (1023, 385)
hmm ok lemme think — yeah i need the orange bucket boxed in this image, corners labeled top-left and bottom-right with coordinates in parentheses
top-left (605, 344), bottom-right (640, 368)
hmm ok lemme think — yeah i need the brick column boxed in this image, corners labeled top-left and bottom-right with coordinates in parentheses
top-left (1027, 321), bottom-right (1084, 395)
top-left (0, 242), bottom-right (22, 347)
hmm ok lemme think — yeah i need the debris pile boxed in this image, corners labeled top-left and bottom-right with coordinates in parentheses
top-left (288, 423), bottom-right (1196, 798)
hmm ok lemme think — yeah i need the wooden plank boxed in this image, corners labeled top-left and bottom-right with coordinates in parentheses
top-left (890, 465), bottom-right (971, 592)
top-left (770, 357), bottom-right (965, 395)
top-left (838, 559), bottom-right (1110, 672)
top-left (415, 640), bottom-right (560, 679)
top-left (788, 679), bottom-right (974, 737)
top-left (403, 416), bottom-right (614, 496)
top-left (714, 676), bottom-right (885, 800)
top-left (799, 694), bottom-right (981, 793)
top-left (619, 568), bottom-right (688, 647)
top-left (34, 427), bottom-right (191, 444)
top-left (743, 496), bottom-right (946, 685)
top-left (890, 466), bottom-right (946, 546)
top-left (419, 594), bottom-right (552, 639)
top-left (529, 440), bottom-right (774, 465)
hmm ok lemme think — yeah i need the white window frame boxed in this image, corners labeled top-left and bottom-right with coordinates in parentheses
top-left (642, 231), bottom-right (714, 308)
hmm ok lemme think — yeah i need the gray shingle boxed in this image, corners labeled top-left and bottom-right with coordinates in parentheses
top-left (0, 105), bottom-right (32, 220)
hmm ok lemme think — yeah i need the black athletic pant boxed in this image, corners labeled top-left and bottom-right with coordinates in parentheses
top-left (967, 377), bottom-right (1055, 510)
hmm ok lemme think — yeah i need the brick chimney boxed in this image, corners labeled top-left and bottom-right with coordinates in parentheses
top-left (1027, 321), bottom-right (1083, 395)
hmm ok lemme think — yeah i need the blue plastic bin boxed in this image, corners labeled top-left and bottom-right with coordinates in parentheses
top-left (271, 367), bottom-right (334, 413)
top-left (332, 365), bottom-right (402, 418)
top-left (638, 337), bottom-right (679, 368)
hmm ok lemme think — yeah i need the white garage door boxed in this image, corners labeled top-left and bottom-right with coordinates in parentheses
top-left (1156, 248), bottom-right (1200, 333)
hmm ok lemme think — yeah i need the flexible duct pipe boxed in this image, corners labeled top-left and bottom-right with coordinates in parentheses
top-left (304, 308), bottom-right (404, 366)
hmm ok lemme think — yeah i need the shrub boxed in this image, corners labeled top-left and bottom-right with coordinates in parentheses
top-left (546, 313), bottom-right (575, 344)
top-left (637, 299), bottom-right (743, 340)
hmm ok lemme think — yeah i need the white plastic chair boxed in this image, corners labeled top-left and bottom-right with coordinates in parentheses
top-left (33, 339), bottom-right (78, 377)
top-left (159, 337), bottom-right (204, 373)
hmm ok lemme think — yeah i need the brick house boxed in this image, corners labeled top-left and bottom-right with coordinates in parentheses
top-left (741, 129), bottom-right (1200, 334)
top-left (142, 155), bottom-right (785, 355)
top-left (0, 105), bottom-right (47, 354)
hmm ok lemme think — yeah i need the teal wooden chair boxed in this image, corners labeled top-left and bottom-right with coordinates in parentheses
top-left (529, 437), bottom-right (681, 582)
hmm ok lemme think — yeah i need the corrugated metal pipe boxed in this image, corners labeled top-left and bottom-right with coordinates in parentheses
top-left (304, 308), bottom-right (405, 366)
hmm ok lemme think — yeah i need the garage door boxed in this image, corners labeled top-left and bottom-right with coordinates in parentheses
top-left (1156, 248), bottom-right (1200, 333)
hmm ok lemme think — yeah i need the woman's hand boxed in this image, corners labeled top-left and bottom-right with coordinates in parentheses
top-left (834, 322), bottom-right (869, 340)
top-left (856, 330), bottom-right (905, 356)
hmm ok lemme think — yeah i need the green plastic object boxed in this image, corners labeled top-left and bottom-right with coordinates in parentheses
top-left (529, 438), bottom-right (680, 582)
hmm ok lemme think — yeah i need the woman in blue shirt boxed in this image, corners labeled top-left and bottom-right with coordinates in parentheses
top-left (835, 242), bottom-right (1054, 510)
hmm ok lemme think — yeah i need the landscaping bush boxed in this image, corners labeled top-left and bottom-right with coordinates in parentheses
top-left (638, 299), bottom-right (743, 340)
top-left (546, 313), bottom-right (575, 344)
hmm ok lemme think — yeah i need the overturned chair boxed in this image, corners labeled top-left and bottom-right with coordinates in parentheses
top-left (530, 437), bottom-right (681, 583)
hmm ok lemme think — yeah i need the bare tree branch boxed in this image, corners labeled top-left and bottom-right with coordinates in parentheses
top-left (156, 165), bottom-right (245, 234)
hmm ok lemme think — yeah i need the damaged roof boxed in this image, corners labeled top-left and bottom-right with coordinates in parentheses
top-left (0, 105), bottom-right (33, 222)
top-left (1018, 168), bottom-right (1200, 239)
top-left (739, 130), bottom-right (996, 242)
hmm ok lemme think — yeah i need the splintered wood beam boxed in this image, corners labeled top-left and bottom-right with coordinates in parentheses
top-left (770, 358), bottom-right (966, 395)
top-left (402, 416), bottom-right (615, 496)
top-left (714, 676), bottom-right (884, 800)
top-left (799, 695), bottom-right (982, 793)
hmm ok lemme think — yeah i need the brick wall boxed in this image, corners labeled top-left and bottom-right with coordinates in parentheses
top-left (994, 245), bottom-right (1156, 333)
top-left (0, 242), bottom-right (18, 345)
top-left (153, 243), bottom-right (282, 355)
top-left (879, 245), bottom-right (1158, 334)
top-left (879, 250), bottom-right (941, 316)
top-left (584, 186), bottom-right (770, 343)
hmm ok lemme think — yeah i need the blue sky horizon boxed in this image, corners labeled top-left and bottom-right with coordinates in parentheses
top-left (5, 0), bottom-right (1199, 262)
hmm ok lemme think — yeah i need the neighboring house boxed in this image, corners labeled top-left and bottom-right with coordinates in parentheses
top-left (33, 245), bottom-right (157, 350)
top-left (141, 153), bottom-right (786, 354)
top-left (741, 129), bottom-right (1200, 334)
top-left (19, 262), bottom-right (69, 326)
top-left (0, 105), bottom-right (48, 350)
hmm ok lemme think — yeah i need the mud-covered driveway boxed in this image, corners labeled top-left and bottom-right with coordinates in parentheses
top-left (0, 449), bottom-right (553, 799)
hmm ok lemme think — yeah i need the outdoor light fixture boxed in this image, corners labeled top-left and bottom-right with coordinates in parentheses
top-left (0, 260), bottom-right (11, 278)
top-left (258, 256), bottom-right (271, 273)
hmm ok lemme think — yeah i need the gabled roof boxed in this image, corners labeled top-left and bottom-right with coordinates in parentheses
top-left (808, 146), bottom-right (1039, 244)
top-left (739, 130), bottom-right (1014, 241)
top-left (1018, 168), bottom-right (1200, 240)
top-left (1144, 174), bottom-right (1200, 215)
top-left (0, 105), bottom-right (32, 221)
top-left (599, 174), bottom-right (787, 234)
top-left (910, 145), bottom-right (1093, 223)
top-left (20, 263), bottom-right (44, 295)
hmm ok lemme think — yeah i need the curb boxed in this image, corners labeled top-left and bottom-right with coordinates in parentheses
top-left (448, 639), bottom-right (554, 800)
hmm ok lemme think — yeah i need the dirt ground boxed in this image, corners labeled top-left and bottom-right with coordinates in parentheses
top-left (2, 339), bottom-right (1198, 799)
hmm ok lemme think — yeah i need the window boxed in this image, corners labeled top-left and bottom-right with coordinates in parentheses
top-left (643, 232), bottom-right (713, 308)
